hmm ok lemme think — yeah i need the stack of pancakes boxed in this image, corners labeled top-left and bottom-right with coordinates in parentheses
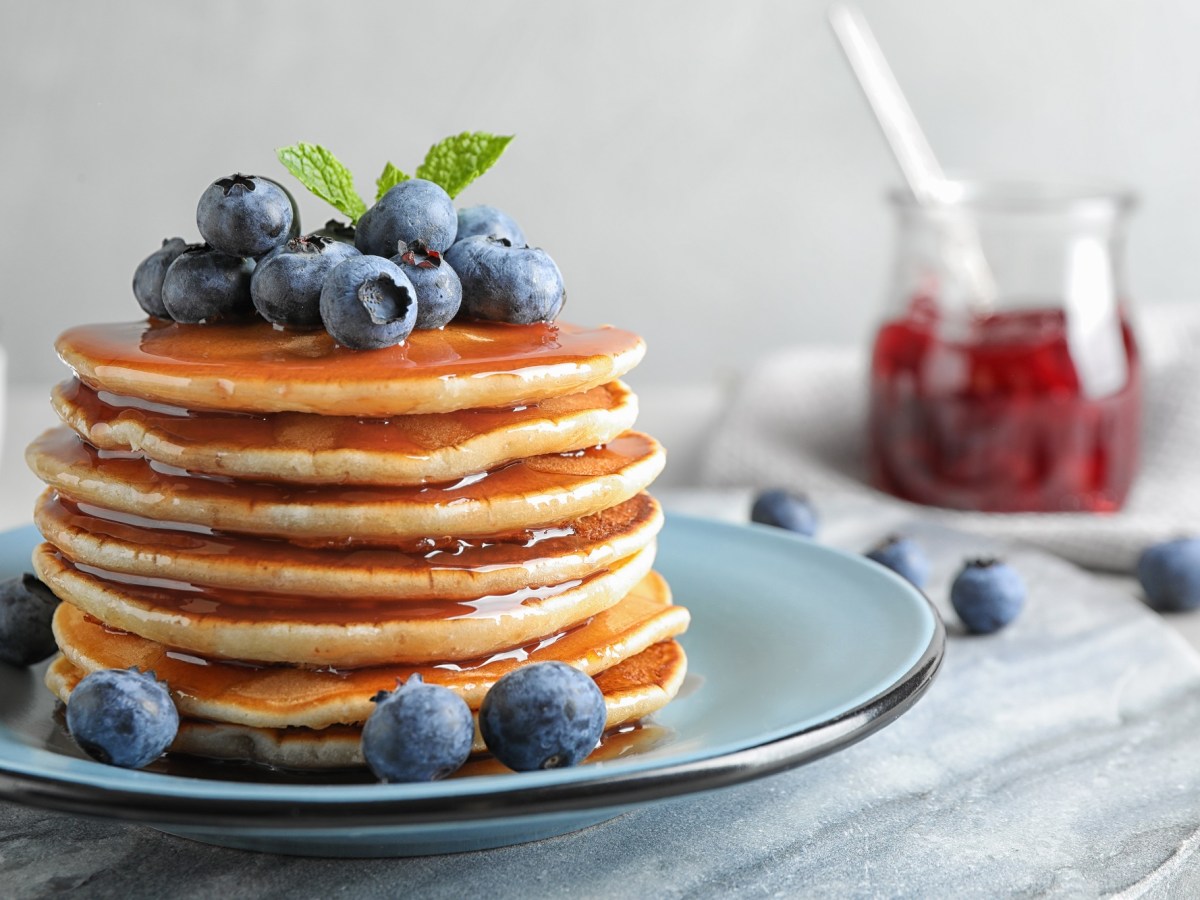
top-left (27, 318), bottom-right (688, 770)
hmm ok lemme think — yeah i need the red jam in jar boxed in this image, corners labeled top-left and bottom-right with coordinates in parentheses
top-left (868, 301), bottom-right (1140, 512)
top-left (867, 182), bottom-right (1141, 513)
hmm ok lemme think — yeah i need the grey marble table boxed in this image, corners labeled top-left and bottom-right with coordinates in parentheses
top-left (4, 495), bottom-right (1200, 899)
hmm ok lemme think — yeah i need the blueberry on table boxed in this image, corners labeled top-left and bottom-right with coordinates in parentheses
top-left (0, 574), bottom-right (60, 667)
top-left (251, 235), bottom-right (361, 328)
top-left (749, 488), bottom-right (819, 537)
top-left (361, 675), bottom-right (474, 783)
top-left (132, 237), bottom-right (190, 319)
top-left (1137, 537), bottom-right (1200, 612)
top-left (197, 173), bottom-right (295, 258)
top-left (161, 245), bottom-right (255, 324)
top-left (865, 535), bottom-right (930, 589)
top-left (455, 205), bottom-right (527, 246)
top-left (319, 255), bottom-right (418, 350)
top-left (444, 236), bottom-right (565, 325)
top-left (950, 559), bottom-right (1026, 634)
top-left (479, 661), bottom-right (607, 771)
top-left (66, 667), bottom-right (179, 769)
top-left (391, 240), bottom-right (463, 330)
top-left (355, 178), bottom-right (458, 256)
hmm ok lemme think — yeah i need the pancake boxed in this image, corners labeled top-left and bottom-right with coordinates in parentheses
top-left (27, 428), bottom-right (665, 541)
top-left (52, 570), bottom-right (688, 729)
top-left (52, 379), bottom-right (638, 486)
top-left (56, 319), bottom-right (646, 416)
top-left (35, 491), bottom-right (663, 600)
top-left (34, 542), bottom-right (656, 667)
top-left (45, 639), bottom-right (688, 769)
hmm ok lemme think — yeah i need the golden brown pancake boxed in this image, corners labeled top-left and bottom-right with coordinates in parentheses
top-left (52, 378), bottom-right (638, 486)
top-left (45, 639), bottom-right (688, 769)
top-left (27, 428), bottom-right (665, 541)
top-left (52, 570), bottom-right (688, 729)
top-left (56, 319), bottom-right (646, 416)
top-left (35, 490), bottom-right (663, 600)
top-left (34, 542), bottom-right (656, 667)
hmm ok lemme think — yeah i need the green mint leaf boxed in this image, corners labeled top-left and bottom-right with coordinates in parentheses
top-left (415, 131), bottom-right (513, 199)
top-left (375, 162), bottom-right (410, 201)
top-left (276, 142), bottom-right (367, 223)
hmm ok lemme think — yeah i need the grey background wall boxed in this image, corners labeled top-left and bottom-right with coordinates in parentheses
top-left (2, 0), bottom-right (1198, 387)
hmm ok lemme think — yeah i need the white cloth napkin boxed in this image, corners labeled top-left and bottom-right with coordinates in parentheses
top-left (699, 303), bottom-right (1200, 573)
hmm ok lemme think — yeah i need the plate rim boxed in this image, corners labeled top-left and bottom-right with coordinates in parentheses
top-left (0, 514), bottom-right (945, 829)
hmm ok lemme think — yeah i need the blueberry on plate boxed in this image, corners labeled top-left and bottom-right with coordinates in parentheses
top-left (132, 237), bottom-right (191, 319)
top-left (319, 255), bottom-right (418, 350)
top-left (479, 661), bottom-right (606, 771)
top-left (355, 178), bottom-right (458, 256)
top-left (66, 667), bottom-right (179, 769)
top-left (455, 205), bottom-right (527, 246)
top-left (950, 558), bottom-right (1026, 634)
top-left (0, 573), bottom-right (60, 667)
top-left (749, 488), bottom-right (819, 537)
top-left (444, 237), bottom-right (565, 325)
top-left (361, 675), bottom-right (474, 783)
top-left (251, 235), bottom-right (361, 328)
top-left (161, 244), bottom-right (255, 324)
top-left (197, 173), bottom-right (295, 259)
top-left (391, 240), bottom-right (463, 330)
top-left (865, 535), bottom-right (930, 589)
top-left (1137, 537), bottom-right (1200, 612)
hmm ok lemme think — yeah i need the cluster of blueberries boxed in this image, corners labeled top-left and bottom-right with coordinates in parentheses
top-left (749, 488), bottom-right (1200, 633)
top-left (52, 655), bottom-right (606, 779)
top-left (133, 174), bottom-right (564, 349)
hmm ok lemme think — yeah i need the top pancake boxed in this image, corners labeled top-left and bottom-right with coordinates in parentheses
top-left (57, 319), bottom-right (646, 416)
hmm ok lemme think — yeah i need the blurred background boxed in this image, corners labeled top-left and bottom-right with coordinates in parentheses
top-left (2, 0), bottom-right (1199, 487)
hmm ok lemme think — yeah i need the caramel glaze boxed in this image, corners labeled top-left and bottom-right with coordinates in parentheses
top-left (56, 319), bottom-right (645, 416)
top-left (28, 427), bottom-right (662, 541)
top-left (52, 549), bottom-right (610, 624)
top-left (54, 378), bottom-right (635, 485)
top-left (36, 491), bottom-right (660, 599)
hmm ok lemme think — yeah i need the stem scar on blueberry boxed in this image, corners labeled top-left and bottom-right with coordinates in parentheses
top-left (398, 239), bottom-right (442, 269)
top-left (358, 278), bottom-right (413, 325)
top-left (287, 234), bottom-right (333, 254)
top-left (215, 173), bottom-right (256, 195)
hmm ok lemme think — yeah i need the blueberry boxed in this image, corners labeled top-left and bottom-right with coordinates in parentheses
top-left (66, 667), bottom-right (179, 768)
top-left (865, 536), bottom-right (930, 589)
top-left (196, 173), bottom-right (294, 258)
top-left (260, 176), bottom-right (302, 242)
top-left (444, 237), bottom-right (565, 325)
top-left (749, 488), bottom-right (819, 537)
top-left (361, 675), bottom-right (473, 783)
top-left (390, 240), bottom-right (463, 330)
top-left (1137, 537), bottom-right (1200, 612)
top-left (355, 179), bottom-right (457, 257)
top-left (0, 574), bottom-right (60, 667)
top-left (950, 558), bottom-right (1026, 634)
top-left (161, 245), bottom-right (255, 324)
top-left (319, 255), bottom-right (418, 350)
top-left (455, 205), bottom-right (527, 246)
top-left (313, 218), bottom-right (356, 245)
top-left (251, 235), bottom-right (361, 328)
top-left (479, 661), bottom-right (606, 771)
top-left (132, 237), bottom-right (191, 319)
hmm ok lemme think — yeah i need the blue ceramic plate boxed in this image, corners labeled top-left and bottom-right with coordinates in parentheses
top-left (0, 515), bottom-right (943, 857)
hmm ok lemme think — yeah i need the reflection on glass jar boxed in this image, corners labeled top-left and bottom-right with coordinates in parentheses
top-left (868, 182), bottom-right (1140, 513)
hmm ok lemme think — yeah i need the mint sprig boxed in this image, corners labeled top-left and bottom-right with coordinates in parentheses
top-left (276, 143), bottom-right (367, 223)
top-left (375, 162), bottom-right (410, 201)
top-left (416, 132), bottom-right (513, 199)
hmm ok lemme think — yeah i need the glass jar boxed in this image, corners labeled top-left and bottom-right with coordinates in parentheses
top-left (867, 181), bottom-right (1140, 513)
